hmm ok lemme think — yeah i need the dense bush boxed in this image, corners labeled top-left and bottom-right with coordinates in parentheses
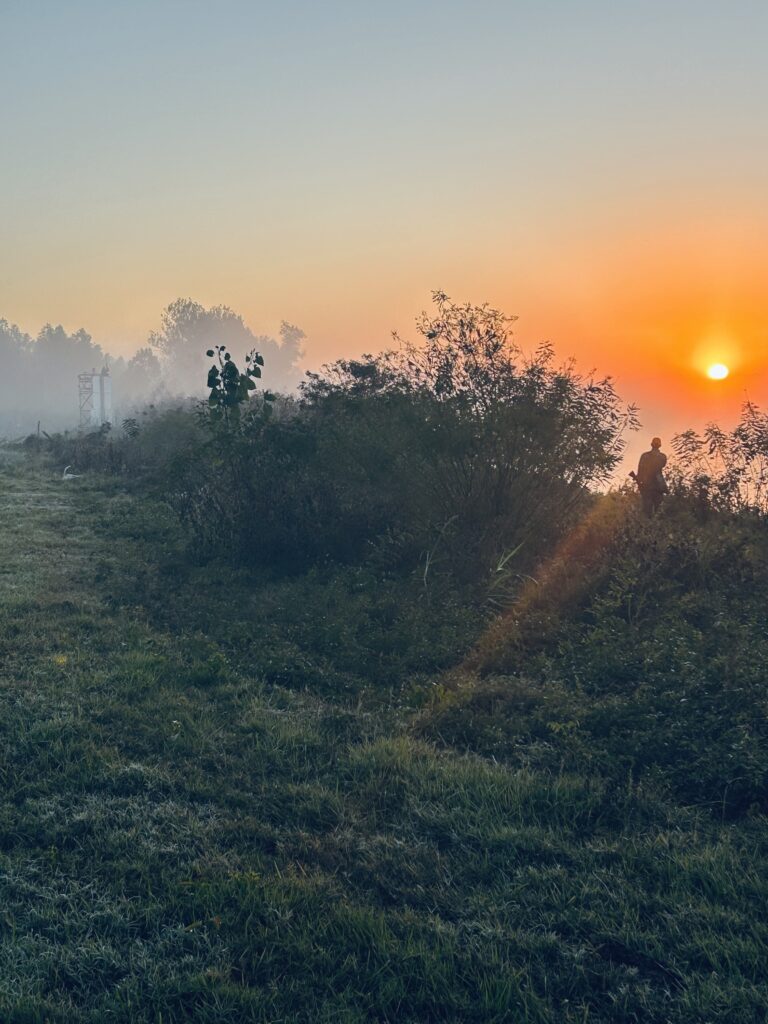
top-left (42, 402), bottom-right (207, 485)
top-left (294, 292), bottom-right (637, 580)
top-left (418, 492), bottom-right (768, 816)
top-left (64, 294), bottom-right (636, 586)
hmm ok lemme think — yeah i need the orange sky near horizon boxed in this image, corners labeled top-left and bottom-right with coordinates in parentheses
top-left (6, 203), bottom-right (767, 473)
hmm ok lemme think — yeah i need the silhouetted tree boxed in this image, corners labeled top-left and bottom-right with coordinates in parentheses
top-left (114, 346), bottom-right (164, 405)
top-left (673, 402), bottom-right (768, 515)
top-left (0, 321), bottom-right (105, 434)
top-left (0, 319), bottom-right (33, 434)
top-left (302, 292), bottom-right (638, 576)
top-left (149, 298), bottom-right (304, 396)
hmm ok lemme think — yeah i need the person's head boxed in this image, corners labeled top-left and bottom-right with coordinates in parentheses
top-left (651, 437), bottom-right (662, 449)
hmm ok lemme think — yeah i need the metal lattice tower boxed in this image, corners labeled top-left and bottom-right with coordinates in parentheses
top-left (78, 371), bottom-right (95, 427)
top-left (78, 367), bottom-right (112, 428)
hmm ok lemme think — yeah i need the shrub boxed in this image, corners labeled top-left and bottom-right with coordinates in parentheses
top-left (672, 401), bottom-right (768, 515)
top-left (420, 493), bottom-right (768, 816)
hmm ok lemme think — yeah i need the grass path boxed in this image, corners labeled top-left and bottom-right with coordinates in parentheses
top-left (1, 452), bottom-right (767, 1022)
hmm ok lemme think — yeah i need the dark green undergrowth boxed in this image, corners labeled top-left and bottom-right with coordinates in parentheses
top-left (2, 451), bottom-right (768, 1022)
top-left (419, 493), bottom-right (768, 816)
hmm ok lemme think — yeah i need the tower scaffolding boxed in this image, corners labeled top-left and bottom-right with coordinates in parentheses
top-left (78, 366), bottom-right (112, 428)
top-left (78, 371), bottom-right (95, 428)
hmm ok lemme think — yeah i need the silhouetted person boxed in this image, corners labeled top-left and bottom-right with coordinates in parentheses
top-left (632, 437), bottom-right (668, 516)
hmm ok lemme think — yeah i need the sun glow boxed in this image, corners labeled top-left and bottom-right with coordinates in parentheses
top-left (707, 363), bottom-right (730, 380)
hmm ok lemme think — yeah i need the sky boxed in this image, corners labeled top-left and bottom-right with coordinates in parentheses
top-left (2, 0), bottom-right (767, 463)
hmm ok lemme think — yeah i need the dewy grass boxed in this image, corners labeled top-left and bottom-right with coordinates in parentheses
top-left (1, 452), bottom-right (767, 1022)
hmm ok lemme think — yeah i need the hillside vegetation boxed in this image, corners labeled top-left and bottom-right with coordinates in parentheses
top-left (5, 298), bottom-right (768, 1022)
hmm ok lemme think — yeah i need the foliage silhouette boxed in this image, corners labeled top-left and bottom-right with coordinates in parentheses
top-left (150, 298), bottom-right (304, 397)
top-left (673, 402), bottom-right (768, 515)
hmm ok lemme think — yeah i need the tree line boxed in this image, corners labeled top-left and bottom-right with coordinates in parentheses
top-left (0, 298), bottom-right (305, 436)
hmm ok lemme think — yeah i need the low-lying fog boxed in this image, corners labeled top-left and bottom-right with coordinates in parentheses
top-left (0, 298), bottom-right (305, 437)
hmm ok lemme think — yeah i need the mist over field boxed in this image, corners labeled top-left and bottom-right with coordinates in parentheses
top-left (0, 299), bottom-right (305, 436)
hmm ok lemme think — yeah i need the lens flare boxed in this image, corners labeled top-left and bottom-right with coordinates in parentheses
top-left (707, 363), bottom-right (729, 380)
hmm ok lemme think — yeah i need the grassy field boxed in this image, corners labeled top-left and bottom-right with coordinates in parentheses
top-left (2, 450), bottom-right (767, 1022)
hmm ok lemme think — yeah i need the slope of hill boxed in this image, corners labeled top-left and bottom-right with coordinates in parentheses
top-left (419, 491), bottom-right (768, 817)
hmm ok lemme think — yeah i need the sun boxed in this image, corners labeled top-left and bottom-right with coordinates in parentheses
top-left (707, 363), bottom-right (729, 380)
